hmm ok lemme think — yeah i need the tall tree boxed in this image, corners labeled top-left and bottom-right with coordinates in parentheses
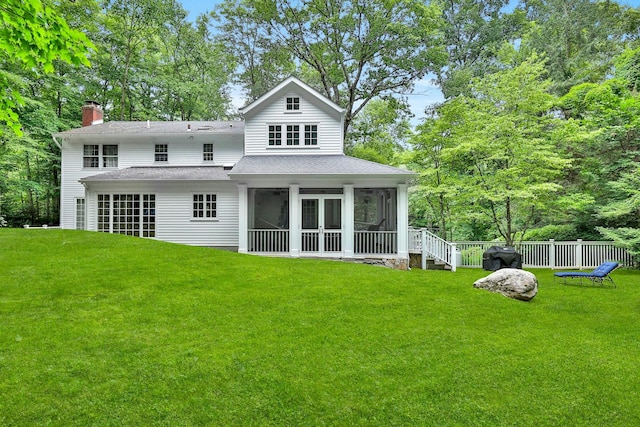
top-left (520, 0), bottom-right (631, 95)
top-left (100, 0), bottom-right (181, 120)
top-left (596, 165), bottom-right (640, 263)
top-left (215, 0), bottom-right (446, 134)
top-left (155, 13), bottom-right (233, 120)
top-left (555, 47), bottom-right (640, 238)
top-left (213, 0), bottom-right (294, 104)
top-left (413, 55), bottom-right (570, 245)
top-left (436, 0), bottom-right (525, 98)
top-left (346, 98), bottom-right (412, 165)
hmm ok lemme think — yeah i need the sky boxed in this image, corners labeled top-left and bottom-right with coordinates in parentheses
top-left (179, 0), bottom-right (640, 124)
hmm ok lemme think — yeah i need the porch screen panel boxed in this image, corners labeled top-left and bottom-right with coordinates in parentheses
top-left (323, 198), bottom-right (341, 252)
top-left (301, 199), bottom-right (319, 252)
top-left (248, 188), bottom-right (290, 253)
top-left (354, 188), bottom-right (397, 231)
top-left (354, 188), bottom-right (398, 255)
top-left (302, 199), bottom-right (318, 229)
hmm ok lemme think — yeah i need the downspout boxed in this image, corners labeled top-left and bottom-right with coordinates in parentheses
top-left (52, 135), bottom-right (62, 150)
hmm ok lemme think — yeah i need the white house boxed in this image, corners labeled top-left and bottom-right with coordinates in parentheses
top-left (53, 77), bottom-right (416, 266)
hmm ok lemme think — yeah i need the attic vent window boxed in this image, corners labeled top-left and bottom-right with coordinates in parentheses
top-left (285, 97), bottom-right (300, 111)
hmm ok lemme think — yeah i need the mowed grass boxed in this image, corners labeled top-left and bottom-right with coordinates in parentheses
top-left (1, 230), bottom-right (640, 426)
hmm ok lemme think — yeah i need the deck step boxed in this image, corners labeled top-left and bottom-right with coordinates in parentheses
top-left (409, 253), bottom-right (451, 270)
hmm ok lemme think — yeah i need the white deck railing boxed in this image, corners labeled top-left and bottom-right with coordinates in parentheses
top-left (248, 229), bottom-right (289, 253)
top-left (455, 240), bottom-right (635, 269)
top-left (354, 231), bottom-right (398, 255)
top-left (408, 228), bottom-right (457, 271)
top-left (248, 229), bottom-right (397, 255)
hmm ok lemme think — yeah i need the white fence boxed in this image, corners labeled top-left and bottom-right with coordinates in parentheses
top-left (455, 240), bottom-right (636, 269)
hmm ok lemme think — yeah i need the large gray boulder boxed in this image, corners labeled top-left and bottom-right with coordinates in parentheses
top-left (473, 268), bottom-right (538, 301)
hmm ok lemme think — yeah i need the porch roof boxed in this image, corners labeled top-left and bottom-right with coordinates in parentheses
top-left (229, 155), bottom-right (416, 177)
top-left (79, 166), bottom-right (231, 182)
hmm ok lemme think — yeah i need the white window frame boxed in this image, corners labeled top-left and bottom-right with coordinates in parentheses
top-left (83, 145), bottom-right (99, 168)
top-left (97, 193), bottom-right (155, 237)
top-left (84, 144), bottom-right (118, 169)
top-left (75, 198), bottom-right (86, 230)
top-left (155, 144), bottom-right (168, 163)
top-left (286, 124), bottom-right (300, 146)
top-left (285, 96), bottom-right (300, 112)
top-left (203, 143), bottom-right (214, 162)
top-left (267, 124), bottom-right (319, 148)
top-left (192, 193), bottom-right (217, 220)
top-left (268, 125), bottom-right (282, 146)
top-left (304, 124), bottom-right (318, 146)
top-left (102, 145), bottom-right (118, 168)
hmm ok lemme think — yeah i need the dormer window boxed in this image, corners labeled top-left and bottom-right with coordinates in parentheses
top-left (285, 97), bottom-right (300, 112)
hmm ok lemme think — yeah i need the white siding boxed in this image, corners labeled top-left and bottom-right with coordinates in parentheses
top-left (85, 181), bottom-right (239, 247)
top-left (244, 91), bottom-right (343, 155)
top-left (59, 133), bottom-right (243, 230)
top-left (60, 143), bottom-right (89, 230)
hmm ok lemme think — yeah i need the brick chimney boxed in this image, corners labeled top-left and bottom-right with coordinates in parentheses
top-left (82, 100), bottom-right (103, 127)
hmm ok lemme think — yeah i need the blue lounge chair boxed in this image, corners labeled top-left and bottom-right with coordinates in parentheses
top-left (554, 262), bottom-right (620, 287)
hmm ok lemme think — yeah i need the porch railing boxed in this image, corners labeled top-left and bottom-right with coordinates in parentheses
top-left (354, 231), bottom-right (397, 255)
top-left (248, 229), bottom-right (289, 253)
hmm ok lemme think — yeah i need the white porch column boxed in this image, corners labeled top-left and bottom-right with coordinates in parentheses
top-left (397, 183), bottom-right (409, 258)
top-left (238, 184), bottom-right (248, 253)
top-left (343, 184), bottom-right (354, 258)
top-left (289, 184), bottom-right (300, 257)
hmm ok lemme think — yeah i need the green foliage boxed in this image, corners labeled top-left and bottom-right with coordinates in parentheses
top-left (520, 0), bottom-right (631, 95)
top-left (346, 98), bottom-right (412, 165)
top-left (523, 224), bottom-right (578, 242)
top-left (556, 59), bottom-right (640, 237)
top-left (615, 46), bottom-right (640, 92)
top-left (412, 55), bottom-right (571, 244)
top-left (215, 0), bottom-right (447, 133)
top-left (0, 0), bottom-right (94, 134)
top-left (436, 0), bottom-right (526, 98)
top-left (596, 165), bottom-right (640, 257)
top-left (213, 0), bottom-right (294, 103)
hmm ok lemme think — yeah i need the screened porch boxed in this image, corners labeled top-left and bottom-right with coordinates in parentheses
top-left (246, 187), bottom-right (399, 256)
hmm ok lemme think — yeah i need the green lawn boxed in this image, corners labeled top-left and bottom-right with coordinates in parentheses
top-left (1, 230), bottom-right (639, 426)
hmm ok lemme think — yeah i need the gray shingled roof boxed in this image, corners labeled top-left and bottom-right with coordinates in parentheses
top-left (80, 166), bottom-right (232, 182)
top-left (229, 155), bottom-right (416, 176)
top-left (56, 121), bottom-right (244, 136)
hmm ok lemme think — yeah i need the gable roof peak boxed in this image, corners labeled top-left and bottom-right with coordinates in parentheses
top-left (239, 76), bottom-right (345, 116)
